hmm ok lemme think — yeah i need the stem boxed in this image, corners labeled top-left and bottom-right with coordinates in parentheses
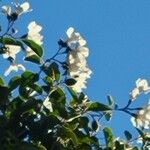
top-left (126, 107), bottom-right (142, 111)
top-left (115, 108), bottom-right (136, 117)
top-left (119, 100), bottom-right (132, 110)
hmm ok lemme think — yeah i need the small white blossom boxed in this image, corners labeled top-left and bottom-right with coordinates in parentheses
top-left (136, 78), bottom-right (150, 93)
top-left (130, 78), bottom-right (150, 101)
top-left (1, 5), bottom-right (11, 16)
top-left (67, 51), bottom-right (87, 67)
top-left (4, 63), bottom-right (25, 76)
top-left (3, 45), bottom-right (21, 60)
top-left (130, 101), bottom-right (150, 129)
top-left (15, 2), bottom-right (30, 15)
top-left (66, 27), bottom-right (86, 49)
top-left (1, 2), bottom-right (31, 16)
top-left (76, 46), bottom-right (89, 57)
top-left (129, 88), bottom-right (140, 100)
top-left (27, 21), bottom-right (43, 45)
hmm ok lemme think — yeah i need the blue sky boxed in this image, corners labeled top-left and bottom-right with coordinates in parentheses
top-left (1, 0), bottom-right (150, 138)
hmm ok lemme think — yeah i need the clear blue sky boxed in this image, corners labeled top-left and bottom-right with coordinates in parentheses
top-left (1, 0), bottom-right (150, 138)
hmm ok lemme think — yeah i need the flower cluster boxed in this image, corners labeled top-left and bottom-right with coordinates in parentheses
top-left (1, 2), bottom-right (43, 76)
top-left (129, 78), bottom-right (150, 100)
top-left (131, 101), bottom-right (150, 129)
top-left (65, 27), bottom-right (92, 93)
top-left (2, 2), bottom-right (30, 17)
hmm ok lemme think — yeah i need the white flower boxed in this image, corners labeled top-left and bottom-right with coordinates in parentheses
top-left (27, 21), bottom-right (43, 45)
top-left (130, 78), bottom-right (150, 101)
top-left (28, 21), bottom-right (42, 36)
top-left (130, 102), bottom-right (150, 129)
top-left (136, 78), bottom-right (150, 93)
top-left (15, 2), bottom-right (31, 15)
top-left (3, 45), bottom-right (21, 60)
top-left (71, 76), bottom-right (87, 93)
top-left (66, 27), bottom-right (86, 49)
top-left (43, 97), bottom-right (53, 112)
top-left (76, 46), bottom-right (89, 57)
top-left (1, 5), bottom-right (11, 16)
top-left (67, 51), bottom-right (87, 67)
top-left (1, 2), bottom-right (31, 16)
top-left (129, 88), bottom-right (140, 100)
top-left (4, 63), bottom-right (25, 76)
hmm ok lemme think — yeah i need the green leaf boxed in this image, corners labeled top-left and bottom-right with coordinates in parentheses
top-left (107, 95), bottom-right (115, 106)
top-left (91, 120), bottom-right (99, 131)
top-left (22, 39), bottom-right (43, 57)
top-left (43, 76), bottom-right (53, 85)
top-left (87, 102), bottom-right (111, 112)
top-left (21, 71), bottom-right (39, 86)
top-left (0, 86), bottom-right (10, 106)
top-left (124, 130), bottom-right (132, 141)
top-left (17, 142), bottom-right (47, 150)
top-left (114, 141), bottom-right (125, 150)
top-left (15, 98), bottom-right (41, 115)
top-left (103, 127), bottom-right (113, 148)
top-left (0, 77), bottom-right (4, 86)
top-left (61, 126), bottom-right (79, 146)
top-left (105, 112), bottom-right (112, 121)
top-left (24, 54), bottom-right (41, 64)
top-left (44, 62), bottom-right (60, 81)
top-left (0, 37), bottom-right (23, 47)
top-left (65, 78), bottom-right (77, 86)
top-left (67, 87), bottom-right (78, 100)
top-left (29, 84), bottom-right (43, 94)
top-left (78, 117), bottom-right (89, 129)
top-left (50, 88), bottom-right (65, 104)
top-left (131, 147), bottom-right (140, 150)
top-left (8, 76), bottom-right (21, 91)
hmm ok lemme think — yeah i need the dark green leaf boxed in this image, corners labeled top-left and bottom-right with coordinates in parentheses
top-left (43, 76), bottom-right (53, 85)
top-left (17, 142), bottom-right (46, 150)
top-left (91, 120), bottom-right (99, 131)
top-left (60, 126), bottom-right (79, 146)
top-left (21, 71), bottom-right (39, 86)
top-left (67, 87), bottom-right (78, 100)
top-left (103, 127), bottom-right (113, 148)
top-left (0, 77), bottom-right (4, 86)
top-left (8, 76), bottom-right (21, 91)
top-left (65, 78), bottom-right (77, 86)
top-left (22, 39), bottom-right (43, 57)
top-left (46, 62), bottom-right (60, 81)
top-left (0, 86), bottom-right (10, 106)
top-left (24, 54), bottom-right (41, 64)
top-left (50, 87), bottom-right (65, 104)
top-left (131, 147), bottom-right (140, 150)
top-left (114, 141), bottom-right (125, 150)
top-left (107, 95), bottom-right (115, 106)
top-left (29, 84), bottom-right (43, 94)
top-left (105, 112), bottom-right (112, 121)
top-left (0, 37), bottom-right (23, 47)
top-left (15, 98), bottom-right (41, 115)
top-left (87, 102), bottom-right (111, 112)
top-left (124, 130), bottom-right (132, 141)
